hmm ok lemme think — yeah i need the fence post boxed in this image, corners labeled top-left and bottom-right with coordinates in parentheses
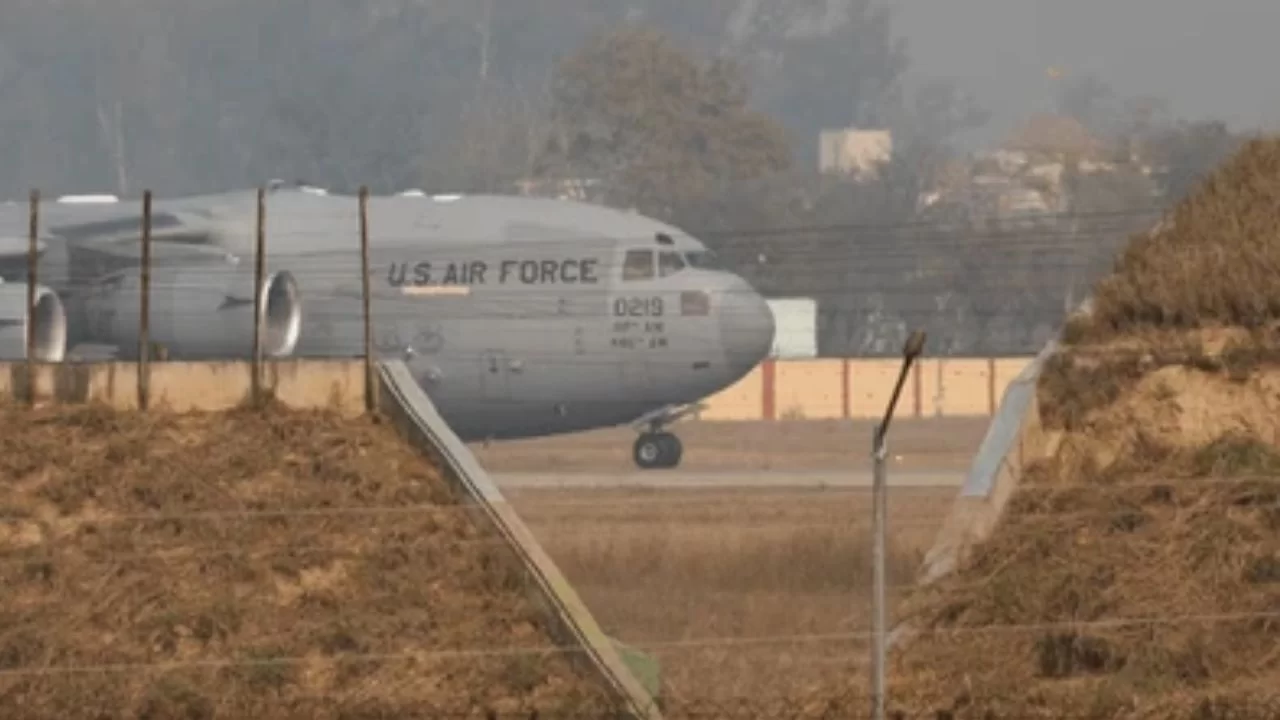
top-left (25, 189), bottom-right (39, 406)
top-left (138, 190), bottom-right (152, 410)
top-left (251, 187), bottom-right (266, 404)
top-left (869, 329), bottom-right (926, 720)
top-left (870, 425), bottom-right (887, 719)
top-left (359, 186), bottom-right (374, 413)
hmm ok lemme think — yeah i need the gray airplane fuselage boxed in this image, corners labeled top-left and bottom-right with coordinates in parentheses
top-left (0, 188), bottom-right (775, 442)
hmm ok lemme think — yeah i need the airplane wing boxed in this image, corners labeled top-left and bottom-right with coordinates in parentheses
top-left (0, 185), bottom-right (347, 282)
top-left (0, 190), bottom-right (308, 362)
top-left (0, 195), bottom-right (249, 291)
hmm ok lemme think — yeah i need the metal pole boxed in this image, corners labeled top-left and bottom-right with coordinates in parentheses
top-left (138, 190), bottom-right (152, 410)
top-left (358, 186), bottom-right (374, 413)
top-left (870, 424), bottom-right (888, 720)
top-left (252, 187), bottom-right (266, 404)
top-left (869, 330), bottom-right (927, 720)
top-left (25, 189), bottom-right (39, 407)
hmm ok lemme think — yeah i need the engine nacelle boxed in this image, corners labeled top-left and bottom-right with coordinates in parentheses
top-left (0, 282), bottom-right (68, 361)
top-left (85, 264), bottom-right (303, 359)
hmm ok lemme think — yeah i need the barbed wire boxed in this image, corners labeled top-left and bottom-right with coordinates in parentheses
top-left (27, 262), bottom-right (1115, 293)
top-left (692, 206), bottom-right (1165, 240)
top-left (0, 481), bottom-right (1269, 714)
top-left (1, 473), bottom-right (1273, 528)
top-left (42, 323), bottom-right (1255, 365)
top-left (0, 510), bottom-right (954, 535)
top-left (18, 283), bottom-right (1126, 307)
top-left (0, 479), bottom-right (1271, 587)
top-left (19, 235), bottom-right (1145, 282)
top-left (0, 609), bottom-right (1274, 682)
top-left (0, 522), bottom-right (1252, 598)
top-left (22, 245), bottom-right (1138, 286)
top-left (0, 525), bottom-right (945, 566)
top-left (48, 347), bottom-right (1010, 365)
top-left (0, 696), bottom-right (848, 720)
top-left (16, 200), bottom-right (1166, 239)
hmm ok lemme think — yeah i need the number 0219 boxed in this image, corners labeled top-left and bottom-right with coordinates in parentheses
top-left (613, 296), bottom-right (663, 317)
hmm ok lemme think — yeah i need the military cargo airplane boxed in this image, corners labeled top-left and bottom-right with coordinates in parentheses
top-left (0, 183), bottom-right (774, 469)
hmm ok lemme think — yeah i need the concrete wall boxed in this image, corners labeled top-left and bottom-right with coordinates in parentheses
top-left (916, 342), bottom-right (1057, 586)
top-left (699, 356), bottom-right (1036, 421)
top-left (0, 355), bottom-right (1037, 423)
top-left (0, 359), bottom-right (368, 415)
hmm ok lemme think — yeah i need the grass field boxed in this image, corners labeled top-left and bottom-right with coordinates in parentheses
top-left (473, 417), bottom-right (990, 472)
top-left (508, 485), bottom-right (959, 707)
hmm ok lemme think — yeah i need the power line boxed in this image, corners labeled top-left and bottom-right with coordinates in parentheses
top-left (693, 206), bottom-right (1165, 240)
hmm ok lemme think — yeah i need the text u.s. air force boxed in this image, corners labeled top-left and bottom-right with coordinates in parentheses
top-left (385, 256), bottom-right (669, 351)
top-left (386, 258), bottom-right (600, 287)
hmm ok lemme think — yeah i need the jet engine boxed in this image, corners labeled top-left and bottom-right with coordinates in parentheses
top-left (0, 282), bottom-right (68, 361)
top-left (83, 263), bottom-right (303, 359)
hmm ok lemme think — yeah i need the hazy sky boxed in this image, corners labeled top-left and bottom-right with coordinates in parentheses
top-left (889, 0), bottom-right (1280, 145)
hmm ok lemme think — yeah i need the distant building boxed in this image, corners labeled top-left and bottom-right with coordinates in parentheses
top-left (818, 128), bottom-right (892, 180)
top-left (1004, 113), bottom-right (1104, 160)
top-left (925, 114), bottom-right (1125, 223)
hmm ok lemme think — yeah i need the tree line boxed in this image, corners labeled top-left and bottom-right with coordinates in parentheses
top-left (0, 1), bottom-right (1246, 355)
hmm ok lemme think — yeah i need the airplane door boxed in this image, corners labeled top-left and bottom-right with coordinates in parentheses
top-left (479, 350), bottom-right (511, 399)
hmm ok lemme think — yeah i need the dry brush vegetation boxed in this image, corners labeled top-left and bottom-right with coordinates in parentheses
top-left (512, 486), bottom-right (957, 716)
top-left (0, 397), bottom-right (977, 719)
top-left (0, 403), bottom-right (626, 720)
top-left (888, 137), bottom-right (1280, 718)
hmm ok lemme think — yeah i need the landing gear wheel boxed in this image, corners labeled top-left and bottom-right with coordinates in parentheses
top-left (657, 432), bottom-right (682, 468)
top-left (633, 432), bottom-right (682, 470)
top-left (633, 434), bottom-right (665, 470)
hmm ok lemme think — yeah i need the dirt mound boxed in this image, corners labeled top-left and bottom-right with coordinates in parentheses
top-left (0, 403), bottom-right (622, 719)
top-left (889, 138), bottom-right (1280, 718)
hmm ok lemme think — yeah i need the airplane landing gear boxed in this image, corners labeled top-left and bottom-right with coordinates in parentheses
top-left (629, 402), bottom-right (702, 470)
top-left (633, 432), bottom-right (682, 470)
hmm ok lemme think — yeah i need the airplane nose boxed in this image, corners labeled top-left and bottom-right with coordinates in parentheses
top-left (719, 281), bottom-right (776, 374)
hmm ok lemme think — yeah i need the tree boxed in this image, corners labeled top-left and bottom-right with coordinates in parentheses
top-left (897, 79), bottom-right (990, 147)
top-left (731, 0), bottom-right (910, 153)
top-left (1147, 120), bottom-right (1247, 204)
top-left (536, 24), bottom-right (792, 224)
top-left (1053, 72), bottom-right (1118, 140)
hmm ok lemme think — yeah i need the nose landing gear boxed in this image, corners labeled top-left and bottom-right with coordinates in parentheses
top-left (628, 402), bottom-right (703, 470)
top-left (633, 431), bottom-right (683, 470)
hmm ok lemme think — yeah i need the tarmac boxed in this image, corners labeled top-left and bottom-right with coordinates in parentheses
top-left (491, 469), bottom-right (964, 490)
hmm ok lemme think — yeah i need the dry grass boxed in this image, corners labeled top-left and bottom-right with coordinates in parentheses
top-left (509, 486), bottom-right (957, 712)
top-left (888, 137), bottom-right (1280, 719)
top-left (0, 403), bottom-right (623, 719)
top-left (473, 418), bottom-right (989, 473)
top-left (1080, 136), bottom-right (1280, 339)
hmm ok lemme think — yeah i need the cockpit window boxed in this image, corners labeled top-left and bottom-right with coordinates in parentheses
top-left (684, 250), bottom-right (722, 270)
top-left (622, 249), bottom-right (654, 281)
top-left (658, 251), bottom-right (685, 277)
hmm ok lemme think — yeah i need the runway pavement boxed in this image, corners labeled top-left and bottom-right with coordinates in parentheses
top-left (491, 468), bottom-right (964, 490)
